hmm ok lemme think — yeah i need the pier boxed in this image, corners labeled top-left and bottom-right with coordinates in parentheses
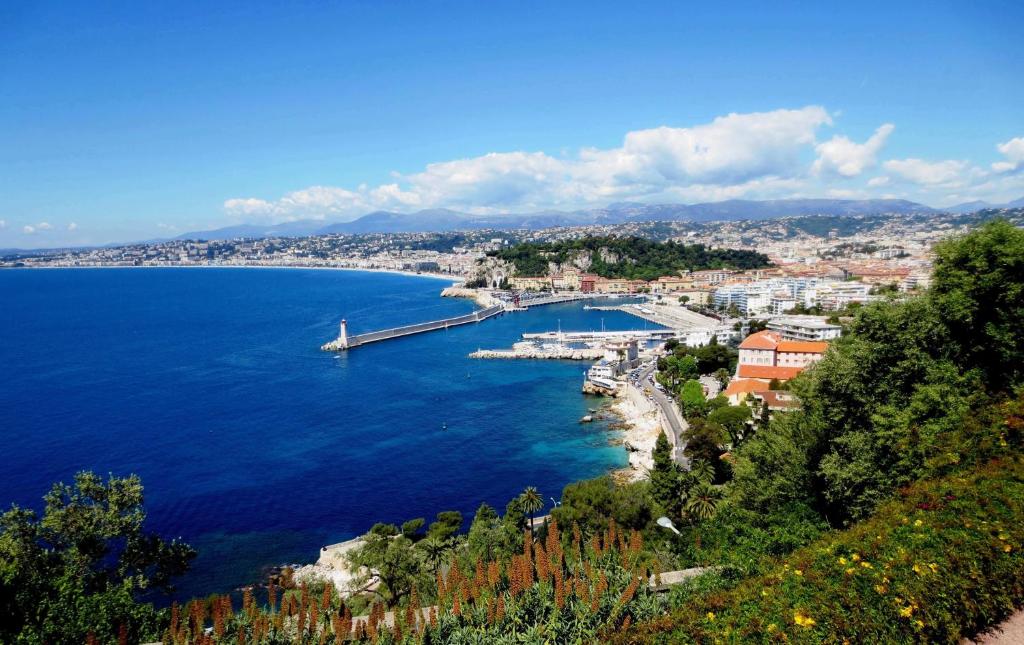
top-left (322, 304), bottom-right (504, 351)
top-left (522, 329), bottom-right (677, 341)
top-left (515, 292), bottom-right (619, 308)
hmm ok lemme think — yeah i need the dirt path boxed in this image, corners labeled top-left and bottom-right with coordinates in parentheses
top-left (965, 609), bottom-right (1024, 644)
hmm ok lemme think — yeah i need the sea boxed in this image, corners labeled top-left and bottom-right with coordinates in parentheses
top-left (0, 267), bottom-right (659, 600)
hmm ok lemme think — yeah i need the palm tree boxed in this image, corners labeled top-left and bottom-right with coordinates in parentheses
top-left (686, 482), bottom-right (723, 521)
top-left (419, 536), bottom-right (449, 573)
top-left (519, 487), bottom-right (544, 542)
top-left (688, 460), bottom-right (715, 486)
top-left (685, 482), bottom-right (723, 553)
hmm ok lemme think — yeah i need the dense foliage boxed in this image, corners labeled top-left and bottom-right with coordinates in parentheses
top-left (0, 472), bottom-right (196, 644)
top-left (620, 453), bottom-right (1024, 644)
top-left (488, 236), bottom-right (770, 280)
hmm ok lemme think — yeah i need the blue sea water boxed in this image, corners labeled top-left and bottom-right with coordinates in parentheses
top-left (0, 268), bottom-right (659, 600)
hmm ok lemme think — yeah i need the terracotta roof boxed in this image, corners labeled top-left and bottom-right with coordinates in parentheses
top-left (738, 330), bottom-right (782, 350)
top-left (736, 365), bottom-right (804, 380)
top-left (757, 390), bottom-right (801, 409)
top-left (777, 340), bottom-right (829, 354)
top-left (723, 379), bottom-right (771, 397)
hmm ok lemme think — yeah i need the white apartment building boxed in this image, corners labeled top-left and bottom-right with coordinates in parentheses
top-left (767, 316), bottom-right (842, 341)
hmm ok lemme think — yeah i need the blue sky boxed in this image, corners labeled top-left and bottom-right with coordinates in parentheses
top-left (1, 1), bottom-right (1022, 247)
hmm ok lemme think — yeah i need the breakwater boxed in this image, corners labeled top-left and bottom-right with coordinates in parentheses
top-left (322, 304), bottom-right (505, 350)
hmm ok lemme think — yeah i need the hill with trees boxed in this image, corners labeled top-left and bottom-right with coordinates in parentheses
top-left (489, 236), bottom-right (770, 280)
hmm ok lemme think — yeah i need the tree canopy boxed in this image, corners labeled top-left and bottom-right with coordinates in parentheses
top-left (489, 236), bottom-right (770, 280)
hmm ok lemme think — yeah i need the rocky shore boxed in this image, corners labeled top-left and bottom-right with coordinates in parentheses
top-left (608, 384), bottom-right (663, 482)
top-left (441, 286), bottom-right (498, 308)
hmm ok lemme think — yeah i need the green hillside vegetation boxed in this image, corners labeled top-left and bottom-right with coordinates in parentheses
top-left (1, 220), bottom-right (1022, 644)
top-left (488, 236), bottom-right (770, 280)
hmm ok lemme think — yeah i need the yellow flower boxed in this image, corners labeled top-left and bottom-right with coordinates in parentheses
top-left (767, 623), bottom-right (778, 633)
top-left (706, 612), bottom-right (716, 621)
top-left (860, 561), bottom-right (873, 569)
top-left (838, 556), bottom-right (848, 565)
top-left (914, 519), bottom-right (923, 527)
top-left (794, 569), bottom-right (803, 576)
top-left (912, 563), bottom-right (925, 575)
top-left (794, 612), bottom-right (816, 628)
top-left (875, 584), bottom-right (888, 594)
top-left (900, 605), bottom-right (914, 618)
top-left (929, 563), bottom-right (938, 573)
top-left (914, 619), bottom-right (924, 630)
top-left (761, 589), bottom-right (769, 597)
top-left (845, 567), bottom-right (856, 576)
top-left (998, 533), bottom-right (1009, 541)
top-left (1004, 544), bottom-right (1013, 553)
top-left (851, 553), bottom-right (861, 562)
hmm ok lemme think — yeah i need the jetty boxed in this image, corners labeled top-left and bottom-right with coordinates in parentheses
top-left (522, 329), bottom-right (676, 341)
top-left (322, 304), bottom-right (504, 351)
top-left (470, 342), bottom-right (605, 360)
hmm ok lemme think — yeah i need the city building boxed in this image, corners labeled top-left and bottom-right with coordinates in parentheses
top-left (767, 316), bottom-right (842, 341)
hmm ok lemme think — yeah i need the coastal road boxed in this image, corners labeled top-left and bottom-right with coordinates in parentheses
top-left (637, 363), bottom-right (689, 468)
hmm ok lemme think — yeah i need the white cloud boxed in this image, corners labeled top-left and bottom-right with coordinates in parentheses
top-left (67, 222), bottom-right (77, 231)
top-left (0, 219), bottom-right (6, 229)
top-left (225, 106), bottom-right (836, 221)
top-left (992, 137), bottom-right (1024, 173)
top-left (37, 221), bottom-right (53, 230)
top-left (220, 108), bottom-right (1020, 219)
top-left (23, 225), bottom-right (35, 234)
top-left (812, 123), bottom-right (894, 177)
top-left (882, 158), bottom-right (973, 186)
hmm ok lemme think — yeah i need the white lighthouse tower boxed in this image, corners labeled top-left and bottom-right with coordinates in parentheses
top-left (339, 319), bottom-right (349, 349)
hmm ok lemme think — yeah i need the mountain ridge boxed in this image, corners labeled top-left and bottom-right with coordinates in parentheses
top-left (176, 198), bottom-right (951, 240)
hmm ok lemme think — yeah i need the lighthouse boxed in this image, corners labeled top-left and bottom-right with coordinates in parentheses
top-left (339, 319), bottom-right (349, 349)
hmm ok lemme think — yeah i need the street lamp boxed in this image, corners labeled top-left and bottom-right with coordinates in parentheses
top-left (656, 516), bottom-right (681, 535)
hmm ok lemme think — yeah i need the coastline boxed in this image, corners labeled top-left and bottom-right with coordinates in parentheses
top-left (4, 262), bottom-right (465, 284)
top-left (607, 385), bottom-right (662, 482)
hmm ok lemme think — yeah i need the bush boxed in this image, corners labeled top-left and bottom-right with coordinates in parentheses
top-left (618, 456), bottom-right (1024, 644)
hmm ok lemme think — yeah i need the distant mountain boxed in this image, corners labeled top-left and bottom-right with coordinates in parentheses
top-left (944, 197), bottom-right (1024, 213)
top-left (175, 198), bottom-right (942, 240)
top-left (317, 209), bottom-right (470, 234)
top-left (175, 220), bottom-right (325, 241)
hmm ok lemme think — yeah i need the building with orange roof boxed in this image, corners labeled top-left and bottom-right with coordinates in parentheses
top-left (722, 378), bottom-right (772, 405)
top-left (736, 365), bottom-right (805, 380)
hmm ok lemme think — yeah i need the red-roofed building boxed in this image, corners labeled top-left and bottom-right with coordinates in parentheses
top-left (736, 365), bottom-right (805, 380)
top-left (731, 329), bottom-right (829, 389)
top-left (722, 378), bottom-right (772, 405)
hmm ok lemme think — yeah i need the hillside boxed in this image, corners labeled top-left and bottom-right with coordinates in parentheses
top-left (174, 198), bottom-right (948, 240)
top-left (489, 236), bottom-right (771, 280)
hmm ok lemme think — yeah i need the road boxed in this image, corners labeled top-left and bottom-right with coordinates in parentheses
top-left (636, 362), bottom-right (689, 468)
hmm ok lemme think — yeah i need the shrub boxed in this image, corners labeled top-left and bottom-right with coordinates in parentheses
top-left (618, 456), bottom-right (1024, 644)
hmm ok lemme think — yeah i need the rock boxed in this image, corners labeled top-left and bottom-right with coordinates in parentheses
top-left (580, 415), bottom-right (593, 423)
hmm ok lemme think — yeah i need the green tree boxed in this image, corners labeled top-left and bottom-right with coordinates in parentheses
top-left (426, 511), bottom-right (463, 542)
top-left (519, 487), bottom-right (544, 542)
top-left (679, 379), bottom-right (707, 419)
top-left (683, 418), bottom-right (729, 482)
top-left (0, 472), bottom-right (195, 644)
top-left (349, 523), bottom-right (427, 608)
top-left (685, 482), bottom-right (723, 522)
top-left (930, 219), bottom-right (1024, 389)
top-left (707, 404), bottom-right (753, 448)
top-left (649, 431), bottom-right (683, 517)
